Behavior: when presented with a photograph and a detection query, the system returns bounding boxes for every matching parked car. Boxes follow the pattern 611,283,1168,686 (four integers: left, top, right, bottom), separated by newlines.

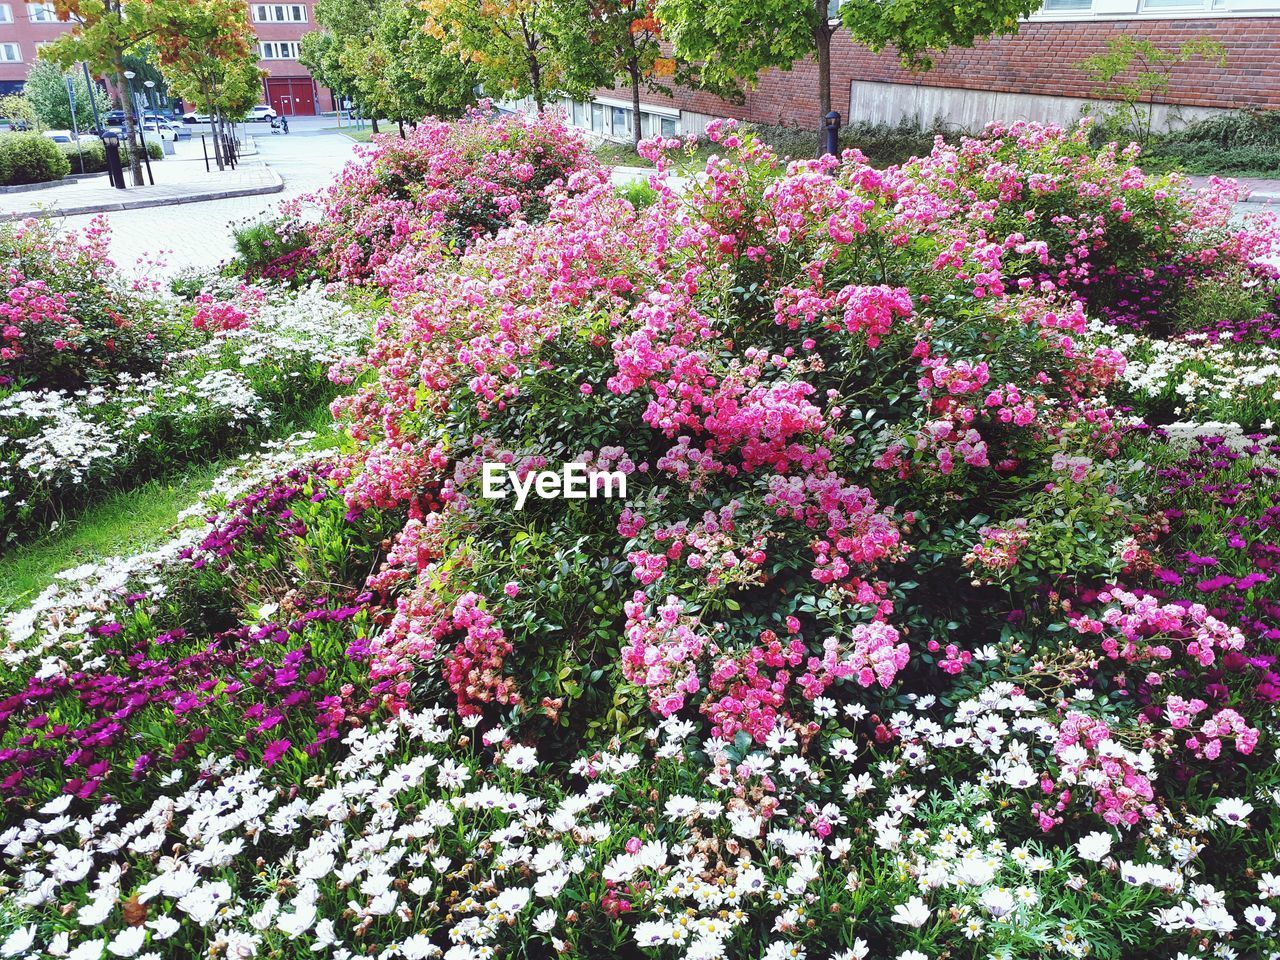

43,129,75,144
163,121,190,141
181,111,212,124
249,104,278,122
105,110,127,126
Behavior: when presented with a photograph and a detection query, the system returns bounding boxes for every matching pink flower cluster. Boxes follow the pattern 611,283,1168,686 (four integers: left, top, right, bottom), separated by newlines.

1069,589,1246,668
301,107,603,293
190,285,265,332
1164,697,1260,760
1038,711,1157,829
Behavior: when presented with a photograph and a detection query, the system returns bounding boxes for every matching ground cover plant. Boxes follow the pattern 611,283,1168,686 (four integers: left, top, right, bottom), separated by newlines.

1,115,1280,960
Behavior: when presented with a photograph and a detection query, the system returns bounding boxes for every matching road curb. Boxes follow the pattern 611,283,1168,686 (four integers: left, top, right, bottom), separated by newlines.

0,167,284,223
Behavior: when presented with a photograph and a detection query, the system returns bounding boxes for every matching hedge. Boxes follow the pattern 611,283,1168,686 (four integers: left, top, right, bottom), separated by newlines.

0,132,70,186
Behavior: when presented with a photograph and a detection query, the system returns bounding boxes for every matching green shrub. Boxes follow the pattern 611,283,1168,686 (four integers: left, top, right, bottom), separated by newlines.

59,139,107,174
614,178,658,209
0,132,70,185
751,116,952,166
1105,109,1280,178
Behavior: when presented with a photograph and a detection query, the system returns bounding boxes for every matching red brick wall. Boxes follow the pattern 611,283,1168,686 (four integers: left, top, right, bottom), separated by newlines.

653,18,1280,129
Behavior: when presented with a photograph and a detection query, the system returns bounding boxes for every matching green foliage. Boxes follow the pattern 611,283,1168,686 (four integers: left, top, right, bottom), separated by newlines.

0,93,37,130
553,0,673,146
364,0,478,122
614,178,659,209
655,0,825,103
758,116,950,165
59,139,108,174
839,0,1043,69
0,132,71,185
1138,109,1280,178
1079,36,1228,146
23,60,111,132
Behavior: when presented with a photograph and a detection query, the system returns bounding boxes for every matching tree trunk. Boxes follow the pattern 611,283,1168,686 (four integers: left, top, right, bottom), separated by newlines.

814,0,835,154
204,84,224,171
371,115,380,134
627,56,643,150
529,54,544,113
115,57,143,186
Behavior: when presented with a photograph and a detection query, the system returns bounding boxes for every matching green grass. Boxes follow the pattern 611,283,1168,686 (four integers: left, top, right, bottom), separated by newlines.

325,126,377,142
0,461,223,609
0,403,345,611
593,140,718,173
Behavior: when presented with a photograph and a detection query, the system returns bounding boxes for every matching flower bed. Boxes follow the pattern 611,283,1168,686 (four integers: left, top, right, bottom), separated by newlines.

2,117,1280,960
0,260,371,543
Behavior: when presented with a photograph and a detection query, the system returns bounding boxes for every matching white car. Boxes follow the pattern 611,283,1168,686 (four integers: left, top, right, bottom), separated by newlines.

181,111,212,124
249,105,278,122
43,129,75,144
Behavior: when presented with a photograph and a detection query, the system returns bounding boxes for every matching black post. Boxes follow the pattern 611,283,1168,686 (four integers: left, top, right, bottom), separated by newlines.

82,63,102,135
103,135,126,189
201,134,210,172
822,111,841,158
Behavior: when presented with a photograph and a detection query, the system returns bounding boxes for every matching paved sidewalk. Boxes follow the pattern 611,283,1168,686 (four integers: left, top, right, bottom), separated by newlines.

0,139,282,222
55,130,358,276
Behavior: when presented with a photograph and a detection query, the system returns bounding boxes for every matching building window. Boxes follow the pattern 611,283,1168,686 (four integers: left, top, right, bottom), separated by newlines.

1041,0,1090,9
0,42,21,62
572,101,586,128
1141,0,1203,6
0,5,12,24
611,106,631,135
660,116,677,137
26,2,57,22
252,3,307,22
259,41,302,60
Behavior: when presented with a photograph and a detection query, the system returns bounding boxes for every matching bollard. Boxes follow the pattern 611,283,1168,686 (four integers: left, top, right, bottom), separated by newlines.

822,111,841,159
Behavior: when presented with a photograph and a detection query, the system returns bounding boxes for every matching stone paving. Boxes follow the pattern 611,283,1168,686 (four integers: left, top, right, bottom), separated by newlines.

52,126,359,276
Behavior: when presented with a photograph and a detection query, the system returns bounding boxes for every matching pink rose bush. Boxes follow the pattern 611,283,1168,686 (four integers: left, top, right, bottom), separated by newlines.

297,106,603,292
2,116,1280,960
0,217,167,390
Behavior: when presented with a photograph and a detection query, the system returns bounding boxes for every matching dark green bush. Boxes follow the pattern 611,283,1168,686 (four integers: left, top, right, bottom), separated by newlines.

60,139,107,174
0,132,70,185
1099,109,1280,178
752,117,951,167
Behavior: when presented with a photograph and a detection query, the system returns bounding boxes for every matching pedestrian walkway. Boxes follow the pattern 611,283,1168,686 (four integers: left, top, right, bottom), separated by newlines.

54,130,359,276
0,138,283,222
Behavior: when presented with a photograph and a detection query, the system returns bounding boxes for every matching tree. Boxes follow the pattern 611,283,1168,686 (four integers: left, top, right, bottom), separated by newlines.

555,0,675,148
299,0,381,132
302,0,477,131
23,60,110,132
365,0,477,125
1078,36,1227,146
0,94,36,130
151,0,260,170
43,0,158,185
656,0,1045,146
420,0,567,113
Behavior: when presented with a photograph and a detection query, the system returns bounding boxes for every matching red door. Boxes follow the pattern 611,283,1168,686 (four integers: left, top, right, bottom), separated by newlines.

266,78,317,116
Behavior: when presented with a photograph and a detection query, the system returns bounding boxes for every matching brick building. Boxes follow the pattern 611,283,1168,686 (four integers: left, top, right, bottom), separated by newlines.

552,0,1280,142
0,0,334,116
